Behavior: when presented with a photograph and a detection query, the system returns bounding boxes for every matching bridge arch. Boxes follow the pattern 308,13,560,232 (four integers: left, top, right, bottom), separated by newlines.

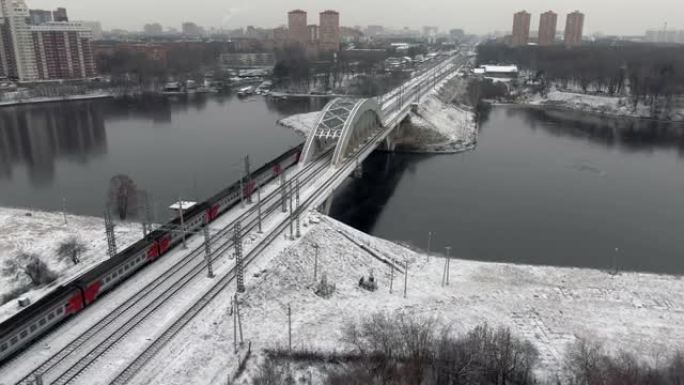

300,97,383,167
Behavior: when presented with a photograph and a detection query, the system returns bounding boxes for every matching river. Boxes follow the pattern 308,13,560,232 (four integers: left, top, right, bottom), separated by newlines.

2,97,683,274
0,94,325,219
329,106,684,274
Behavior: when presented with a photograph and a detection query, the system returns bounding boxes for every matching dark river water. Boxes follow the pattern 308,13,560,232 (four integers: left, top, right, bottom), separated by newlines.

2,96,684,274
0,94,324,218
330,107,684,274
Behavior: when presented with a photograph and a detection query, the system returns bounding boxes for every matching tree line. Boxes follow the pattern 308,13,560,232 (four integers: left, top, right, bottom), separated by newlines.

477,43,684,111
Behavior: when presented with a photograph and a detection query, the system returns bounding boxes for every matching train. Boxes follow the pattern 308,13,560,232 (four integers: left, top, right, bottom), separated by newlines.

0,145,302,364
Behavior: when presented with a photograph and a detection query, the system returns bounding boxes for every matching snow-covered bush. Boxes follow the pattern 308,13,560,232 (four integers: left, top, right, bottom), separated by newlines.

358,271,378,292
57,237,87,265
2,252,58,286
314,273,335,299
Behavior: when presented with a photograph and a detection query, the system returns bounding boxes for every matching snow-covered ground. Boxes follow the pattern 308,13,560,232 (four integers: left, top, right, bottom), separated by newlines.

277,111,322,137
0,92,113,107
129,214,684,384
0,207,141,322
407,76,478,153
525,89,684,121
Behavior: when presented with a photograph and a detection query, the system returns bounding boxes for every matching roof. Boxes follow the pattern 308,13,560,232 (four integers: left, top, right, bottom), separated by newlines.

168,201,198,210
320,10,339,15
480,65,519,73
288,9,306,14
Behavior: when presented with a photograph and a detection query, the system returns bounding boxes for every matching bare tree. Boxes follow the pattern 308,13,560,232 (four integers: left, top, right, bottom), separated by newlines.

107,174,138,220
57,237,87,265
2,252,58,286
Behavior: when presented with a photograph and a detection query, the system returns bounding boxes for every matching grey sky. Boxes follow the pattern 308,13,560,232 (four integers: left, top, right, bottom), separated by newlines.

28,0,684,35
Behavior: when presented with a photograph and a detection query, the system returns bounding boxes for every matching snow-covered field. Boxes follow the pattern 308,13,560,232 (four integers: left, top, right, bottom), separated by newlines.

277,111,322,137
409,79,478,153
132,215,684,384
525,89,684,121
0,92,113,107
0,207,141,322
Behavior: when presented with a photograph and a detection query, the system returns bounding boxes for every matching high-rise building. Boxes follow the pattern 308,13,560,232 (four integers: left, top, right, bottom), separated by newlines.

31,22,96,79
182,22,203,37
422,26,438,37
52,7,67,22
0,0,39,80
511,10,531,47
319,10,340,51
538,11,557,46
287,9,307,45
1,0,95,81
307,24,319,43
272,26,288,44
77,21,102,40
144,23,163,35
564,11,585,46
29,9,52,24
365,25,384,37
449,29,465,40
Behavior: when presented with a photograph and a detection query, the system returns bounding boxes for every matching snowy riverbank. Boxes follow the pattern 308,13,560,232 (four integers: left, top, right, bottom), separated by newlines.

135,214,684,384
523,89,684,121
0,92,113,107
0,207,141,322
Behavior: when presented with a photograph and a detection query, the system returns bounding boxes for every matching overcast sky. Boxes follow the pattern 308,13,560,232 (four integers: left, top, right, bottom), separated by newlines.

27,0,684,35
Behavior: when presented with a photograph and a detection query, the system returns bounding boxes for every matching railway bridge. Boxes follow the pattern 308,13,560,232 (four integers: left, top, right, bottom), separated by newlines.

0,52,465,385
295,53,461,211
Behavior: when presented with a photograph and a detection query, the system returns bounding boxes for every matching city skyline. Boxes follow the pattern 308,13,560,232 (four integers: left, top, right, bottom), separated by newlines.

22,0,684,35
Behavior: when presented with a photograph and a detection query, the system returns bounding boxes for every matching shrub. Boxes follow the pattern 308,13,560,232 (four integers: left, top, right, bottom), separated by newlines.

57,237,87,265
2,252,58,286
359,271,378,292
315,273,336,299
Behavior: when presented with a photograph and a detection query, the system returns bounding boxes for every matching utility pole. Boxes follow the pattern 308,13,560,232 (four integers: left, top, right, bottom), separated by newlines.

257,187,263,234
233,299,238,354
427,231,433,255
389,264,394,294
178,198,187,249
244,155,253,204
62,197,68,225
280,171,287,213
403,260,408,299
399,85,403,110
296,178,301,238
239,177,245,208
203,216,214,278
447,249,451,285
289,186,294,241
104,209,117,258
144,191,153,233
288,304,292,353
313,244,319,282
444,246,451,286
234,221,245,292
235,294,244,344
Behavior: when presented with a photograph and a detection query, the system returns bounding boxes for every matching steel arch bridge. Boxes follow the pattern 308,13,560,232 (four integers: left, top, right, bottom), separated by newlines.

300,97,384,167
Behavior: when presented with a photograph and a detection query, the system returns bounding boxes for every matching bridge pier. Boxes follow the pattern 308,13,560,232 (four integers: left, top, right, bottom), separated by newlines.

352,161,363,179
318,196,334,216
382,137,396,152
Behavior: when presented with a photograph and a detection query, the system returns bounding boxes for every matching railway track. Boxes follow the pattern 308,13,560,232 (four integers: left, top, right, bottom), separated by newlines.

14,151,332,385
109,109,415,385
15,54,462,385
